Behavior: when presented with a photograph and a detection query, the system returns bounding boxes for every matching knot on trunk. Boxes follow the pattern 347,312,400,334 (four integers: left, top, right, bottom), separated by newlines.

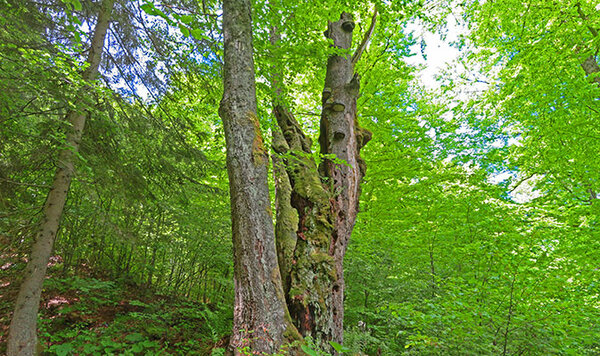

342,20,355,32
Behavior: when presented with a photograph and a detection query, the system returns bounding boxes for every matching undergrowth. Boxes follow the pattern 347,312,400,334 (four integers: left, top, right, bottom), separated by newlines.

1,261,232,355
1,259,377,355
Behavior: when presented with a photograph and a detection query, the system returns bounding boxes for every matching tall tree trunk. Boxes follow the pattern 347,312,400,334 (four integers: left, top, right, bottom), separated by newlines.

270,12,374,349
273,101,336,344
7,1,115,354
269,18,338,345
319,13,372,344
269,23,334,345
219,0,297,353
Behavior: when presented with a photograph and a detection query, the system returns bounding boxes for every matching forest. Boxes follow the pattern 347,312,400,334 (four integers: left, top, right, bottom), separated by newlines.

1,0,599,355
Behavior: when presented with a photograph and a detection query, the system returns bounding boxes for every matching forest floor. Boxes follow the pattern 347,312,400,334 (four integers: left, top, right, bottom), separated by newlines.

0,251,231,355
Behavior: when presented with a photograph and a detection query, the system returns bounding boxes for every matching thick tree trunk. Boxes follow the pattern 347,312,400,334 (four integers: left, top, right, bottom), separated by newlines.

273,103,337,345
269,23,336,347
318,12,372,345
270,12,372,350
219,0,296,353
7,1,115,355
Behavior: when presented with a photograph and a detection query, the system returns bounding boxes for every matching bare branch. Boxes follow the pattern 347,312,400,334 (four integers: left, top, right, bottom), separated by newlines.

352,8,378,66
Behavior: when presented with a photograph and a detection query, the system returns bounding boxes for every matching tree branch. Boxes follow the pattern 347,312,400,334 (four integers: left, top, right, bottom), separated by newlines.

509,173,536,193
352,8,378,66
576,2,598,38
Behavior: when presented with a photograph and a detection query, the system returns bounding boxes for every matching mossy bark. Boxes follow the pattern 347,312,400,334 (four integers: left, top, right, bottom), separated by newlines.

270,12,372,351
220,0,294,354
273,104,337,345
7,1,115,355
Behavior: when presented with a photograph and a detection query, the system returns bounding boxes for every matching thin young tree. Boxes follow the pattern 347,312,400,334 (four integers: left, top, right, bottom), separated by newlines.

7,0,115,354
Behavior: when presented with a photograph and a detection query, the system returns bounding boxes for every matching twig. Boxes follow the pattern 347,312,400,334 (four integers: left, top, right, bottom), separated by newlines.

509,173,535,193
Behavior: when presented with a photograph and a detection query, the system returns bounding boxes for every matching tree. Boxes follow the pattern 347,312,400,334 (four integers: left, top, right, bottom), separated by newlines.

220,0,374,352
270,11,374,347
219,0,292,353
7,0,115,354
3,0,600,354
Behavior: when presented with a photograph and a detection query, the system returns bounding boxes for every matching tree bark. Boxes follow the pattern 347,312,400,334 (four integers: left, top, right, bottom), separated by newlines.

319,12,372,345
576,3,599,85
273,102,337,345
219,0,295,353
582,55,600,86
7,1,115,355
270,12,373,350
269,22,336,347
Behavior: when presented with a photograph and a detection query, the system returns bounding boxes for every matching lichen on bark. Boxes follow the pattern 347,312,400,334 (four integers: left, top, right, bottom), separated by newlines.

272,103,337,344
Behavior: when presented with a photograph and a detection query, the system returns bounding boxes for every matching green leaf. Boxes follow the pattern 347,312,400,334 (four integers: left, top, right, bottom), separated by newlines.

125,332,145,342
329,341,351,353
131,344,144,353
140,3,154,15
191,29,205,41
83,344,100,354
129,299,148,307
61,0,81,11
180,15,193,24
179,24,190,37
52,343,74,356
300,344,319,356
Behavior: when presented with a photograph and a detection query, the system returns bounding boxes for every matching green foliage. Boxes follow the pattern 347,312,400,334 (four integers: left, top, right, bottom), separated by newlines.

329,341,352,353
2,0,600,354
233,335,347,356
342,0,600,354
33,273,229,355
211,348,226,356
